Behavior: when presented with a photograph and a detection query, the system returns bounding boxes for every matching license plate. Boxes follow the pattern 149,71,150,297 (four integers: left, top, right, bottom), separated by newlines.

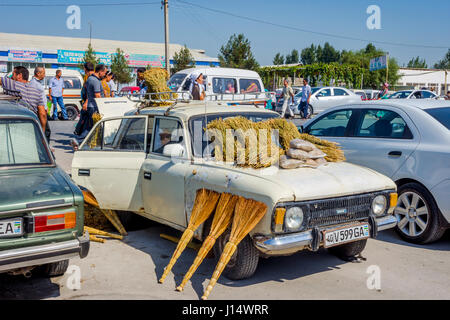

0,218,23,237
323,223,369,248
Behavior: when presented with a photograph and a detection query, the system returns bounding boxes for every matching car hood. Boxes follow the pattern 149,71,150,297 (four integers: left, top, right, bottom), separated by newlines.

219,161,396,202
0,167,75,213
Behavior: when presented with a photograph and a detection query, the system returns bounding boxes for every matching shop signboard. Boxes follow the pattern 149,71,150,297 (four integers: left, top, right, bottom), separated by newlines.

8,50,42,62
124,53,165,68
58,50,111,65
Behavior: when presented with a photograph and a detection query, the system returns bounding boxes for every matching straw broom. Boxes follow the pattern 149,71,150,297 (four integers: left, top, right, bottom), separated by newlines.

84,226,124,240
159,189,220,284
176,193,239,292
201,197,267,300
82,190,128,236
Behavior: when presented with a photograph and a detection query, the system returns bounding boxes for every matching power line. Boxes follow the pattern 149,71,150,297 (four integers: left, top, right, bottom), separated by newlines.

0,2,160,7
177,0,449,50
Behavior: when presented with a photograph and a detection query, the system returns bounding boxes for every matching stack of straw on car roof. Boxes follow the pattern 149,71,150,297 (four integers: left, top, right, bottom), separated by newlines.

206,117,345,168
142,68,177,106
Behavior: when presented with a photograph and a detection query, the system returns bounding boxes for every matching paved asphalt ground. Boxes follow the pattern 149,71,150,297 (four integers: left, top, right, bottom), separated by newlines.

1,119,449,300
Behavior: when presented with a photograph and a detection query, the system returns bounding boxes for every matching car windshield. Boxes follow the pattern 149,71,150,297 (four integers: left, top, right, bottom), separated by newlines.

388,91,412,99
167,73,187,91
0,119,52,167
189,112,280,158
425,107,450,130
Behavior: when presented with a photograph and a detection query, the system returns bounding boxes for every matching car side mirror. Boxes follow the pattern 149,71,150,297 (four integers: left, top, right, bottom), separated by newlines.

163,143,185,158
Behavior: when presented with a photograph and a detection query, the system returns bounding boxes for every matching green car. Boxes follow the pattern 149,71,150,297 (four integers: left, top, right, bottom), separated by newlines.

0,96,89,277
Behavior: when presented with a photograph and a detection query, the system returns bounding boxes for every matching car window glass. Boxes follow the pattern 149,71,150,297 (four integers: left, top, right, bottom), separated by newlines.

421,91,434,98
153,118,184,155
146,117,154,152
425,107,450,130
317,88,332,97
334,88,349,96
355,109,410,139
239,79,261,93
63,77,82,90
0,119,51,166
167,73,187,91
212,78,237,94
82,117,147,151
307,110,353,137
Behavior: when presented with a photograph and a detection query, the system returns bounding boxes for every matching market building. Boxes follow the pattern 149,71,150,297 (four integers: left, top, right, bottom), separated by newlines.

0,32,219,76
397,68,449,95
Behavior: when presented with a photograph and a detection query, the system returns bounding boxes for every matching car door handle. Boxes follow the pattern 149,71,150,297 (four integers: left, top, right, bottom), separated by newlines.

144,172,152,180
388,151,402,157
78,169,90,176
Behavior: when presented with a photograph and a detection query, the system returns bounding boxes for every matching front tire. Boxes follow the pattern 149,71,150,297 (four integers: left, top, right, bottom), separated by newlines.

328,239,367,259
213,229,259,280
300,105,314,118
394,183,445,244
65,105,79,120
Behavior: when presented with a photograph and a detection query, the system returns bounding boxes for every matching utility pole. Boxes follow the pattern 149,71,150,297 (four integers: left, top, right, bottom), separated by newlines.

88,21,92,45
163,0,170,74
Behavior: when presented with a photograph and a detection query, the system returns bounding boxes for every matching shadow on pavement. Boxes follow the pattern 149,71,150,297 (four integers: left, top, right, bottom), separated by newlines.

375,228,450,251
123,221,349,299
0,272,61,300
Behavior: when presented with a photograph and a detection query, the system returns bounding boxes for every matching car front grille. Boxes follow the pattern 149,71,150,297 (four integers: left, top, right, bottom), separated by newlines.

305,193,374,228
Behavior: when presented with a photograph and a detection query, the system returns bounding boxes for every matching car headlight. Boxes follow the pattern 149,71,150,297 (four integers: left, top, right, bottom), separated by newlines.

372,195,387,216
285,207,304,230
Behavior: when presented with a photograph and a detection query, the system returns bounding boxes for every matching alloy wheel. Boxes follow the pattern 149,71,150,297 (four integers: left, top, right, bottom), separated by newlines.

394,191,429,237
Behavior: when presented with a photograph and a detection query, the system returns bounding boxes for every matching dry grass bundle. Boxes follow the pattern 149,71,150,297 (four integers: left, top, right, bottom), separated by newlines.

82,190,127,236
142,68,177,106
176,193,239,292
84,226,123,240
159,189,220,284
206,117,345,167
92,112,102,124
299,133,345,162
202,197,267,300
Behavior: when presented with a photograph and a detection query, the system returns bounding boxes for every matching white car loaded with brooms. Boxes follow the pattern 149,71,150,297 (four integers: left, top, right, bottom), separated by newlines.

72,68,398,299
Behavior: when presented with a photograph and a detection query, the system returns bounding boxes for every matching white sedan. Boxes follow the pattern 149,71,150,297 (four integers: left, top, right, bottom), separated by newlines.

301,100,450,244
388,89,438,100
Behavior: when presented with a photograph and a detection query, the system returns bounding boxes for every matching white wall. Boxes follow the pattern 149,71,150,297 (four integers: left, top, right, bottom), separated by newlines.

398,68,449,95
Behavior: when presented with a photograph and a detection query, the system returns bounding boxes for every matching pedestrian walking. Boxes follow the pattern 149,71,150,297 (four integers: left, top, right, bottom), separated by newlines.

0,66,47,132
76,64,107,140
189,72,205,100
29,66,51,142
137,67,147,95
299,78,312,119
49,70,68,120
101,71,112,97
280,79,295,119
107,72,117,97
74,62,95,137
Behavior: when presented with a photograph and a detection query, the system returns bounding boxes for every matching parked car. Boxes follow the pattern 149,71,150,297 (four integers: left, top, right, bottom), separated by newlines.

301,100,450,244
119,86,140,96
352,90,368,101
364,89,381,100
168,67,264,96
276,87,361,117
0,96,89,276
387,90,438,100
71,98,397,281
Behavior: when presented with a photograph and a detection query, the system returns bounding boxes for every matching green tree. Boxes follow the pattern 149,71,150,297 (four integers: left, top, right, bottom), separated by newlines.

316,45,323,63
407,56,428,69
321,42,340,63
273,53,285,65
301,45,317,65
79,43,100,71
110,48,132,84
218,34,259,70
172,45,196,74
434,49,450,69
285,49,299,64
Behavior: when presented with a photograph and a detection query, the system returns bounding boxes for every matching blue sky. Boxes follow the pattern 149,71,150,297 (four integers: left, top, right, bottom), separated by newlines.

1,0,449,66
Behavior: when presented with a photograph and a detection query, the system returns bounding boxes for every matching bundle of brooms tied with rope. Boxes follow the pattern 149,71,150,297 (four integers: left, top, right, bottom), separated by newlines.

206,117,345,168
158,188,268,300
142,68,178,107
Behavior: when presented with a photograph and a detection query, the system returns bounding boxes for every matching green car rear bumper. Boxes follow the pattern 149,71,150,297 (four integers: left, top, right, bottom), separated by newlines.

0,231,89,273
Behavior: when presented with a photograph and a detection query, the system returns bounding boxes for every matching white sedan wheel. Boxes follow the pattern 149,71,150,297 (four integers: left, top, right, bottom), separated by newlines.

394,191,429,237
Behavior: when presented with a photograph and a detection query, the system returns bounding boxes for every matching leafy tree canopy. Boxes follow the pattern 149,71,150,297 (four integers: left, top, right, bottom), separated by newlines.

172,45,196,74
111,48,132,84
434,49,450,69
407,56,428,69
273,53,285,65
218,34,259,71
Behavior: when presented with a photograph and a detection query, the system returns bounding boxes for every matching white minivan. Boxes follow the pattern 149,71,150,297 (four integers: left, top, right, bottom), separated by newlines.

168,67,265,97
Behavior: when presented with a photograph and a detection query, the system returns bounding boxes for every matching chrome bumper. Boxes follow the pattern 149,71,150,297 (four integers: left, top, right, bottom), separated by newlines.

0,231,90,272
254,215,397,255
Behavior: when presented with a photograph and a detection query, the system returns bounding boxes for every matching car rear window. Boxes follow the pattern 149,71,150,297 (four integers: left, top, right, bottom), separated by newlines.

0,119,52,167
425,107,450,130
